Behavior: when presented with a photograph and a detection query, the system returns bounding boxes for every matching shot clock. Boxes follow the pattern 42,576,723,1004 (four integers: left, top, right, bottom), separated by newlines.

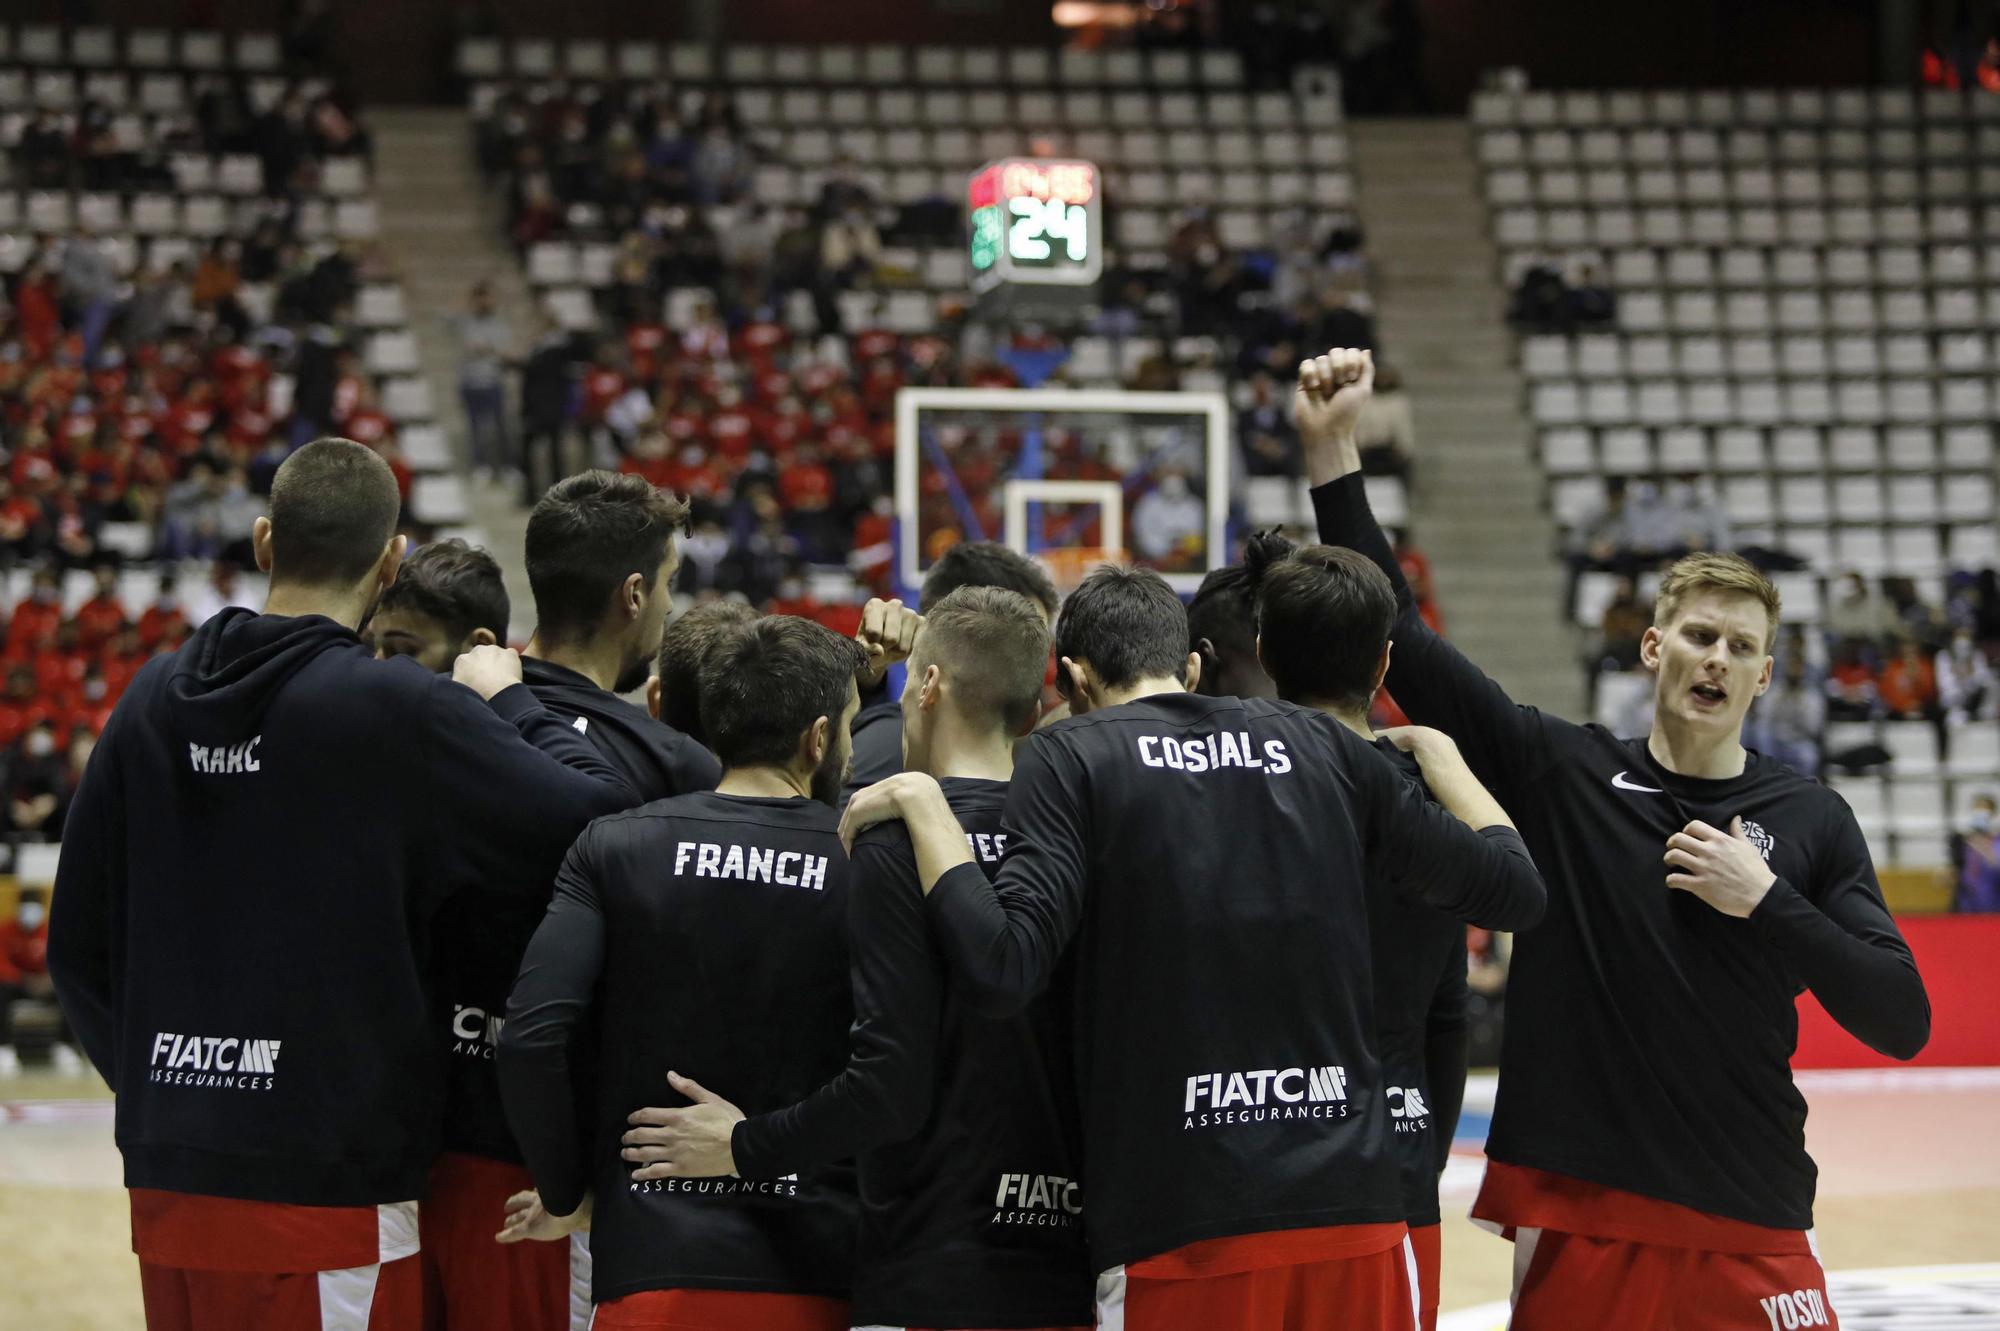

968,158,1104,315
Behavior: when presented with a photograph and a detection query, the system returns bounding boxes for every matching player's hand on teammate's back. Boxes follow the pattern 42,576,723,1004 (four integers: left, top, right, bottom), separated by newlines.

1663,817,1778,918
837,771,943,852
1378,725,1459,762
623,1071,745,1180
856,597,924,689
453,643,525,701
495,1188,590,1244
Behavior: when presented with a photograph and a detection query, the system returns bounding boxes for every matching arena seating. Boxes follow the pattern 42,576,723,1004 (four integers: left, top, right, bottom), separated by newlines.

1474,85,2000,869
462,37,1392,604
466,38,1349,327
0,22,449,804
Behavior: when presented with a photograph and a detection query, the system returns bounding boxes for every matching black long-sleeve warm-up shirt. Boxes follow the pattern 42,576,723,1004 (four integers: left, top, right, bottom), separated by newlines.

1312,473,1929,1230
918,692,1545,1269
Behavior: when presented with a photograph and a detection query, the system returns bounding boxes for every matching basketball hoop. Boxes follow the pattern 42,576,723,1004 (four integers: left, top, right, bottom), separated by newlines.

1038,545,1126,597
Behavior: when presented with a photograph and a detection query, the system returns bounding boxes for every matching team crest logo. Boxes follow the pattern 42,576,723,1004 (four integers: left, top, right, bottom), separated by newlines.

1740,819,1775,862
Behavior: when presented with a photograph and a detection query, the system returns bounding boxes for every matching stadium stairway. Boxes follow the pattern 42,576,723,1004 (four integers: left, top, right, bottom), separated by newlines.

1349,118,1586,719
371,108,533,638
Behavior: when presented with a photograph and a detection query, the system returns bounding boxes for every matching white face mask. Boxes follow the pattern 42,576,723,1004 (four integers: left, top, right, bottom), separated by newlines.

1972,810,1996,835
17,902,45,931
25,731,54,758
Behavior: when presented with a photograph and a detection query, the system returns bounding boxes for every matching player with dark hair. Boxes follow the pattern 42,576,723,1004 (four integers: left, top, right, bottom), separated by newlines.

523,469,690,699
47,439,631,1331
651,600,760,750
424,471,719,1331
844,541,1060,796
1298,348,1929,1330
615,586,1094,1331
1187,551,1278,702
497,616,867,1331
842,564,1546,1330
1247,532,1473,1331
368,538,510,672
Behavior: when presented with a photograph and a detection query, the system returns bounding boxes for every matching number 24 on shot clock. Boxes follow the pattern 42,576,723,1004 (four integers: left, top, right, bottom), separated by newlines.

968,159,1104,295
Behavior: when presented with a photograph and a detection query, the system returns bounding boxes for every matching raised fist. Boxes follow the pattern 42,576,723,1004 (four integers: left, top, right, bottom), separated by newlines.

1294,347,1375,446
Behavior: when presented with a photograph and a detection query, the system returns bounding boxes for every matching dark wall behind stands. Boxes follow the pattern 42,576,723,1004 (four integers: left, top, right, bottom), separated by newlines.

1418,0,1879,105
73,0,1877,107
77,0,1055,104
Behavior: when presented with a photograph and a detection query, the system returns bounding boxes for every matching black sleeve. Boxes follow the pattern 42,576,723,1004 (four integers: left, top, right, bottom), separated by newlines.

1311,474,1561,789
925,738,1091,1018
1748,801,1930,1060
1353,734,1547,931
731,828,942,1177
840,698,905,805
497,832,608,1217
424,678,636,903
46,708,125,1089
1423,931,1471,1177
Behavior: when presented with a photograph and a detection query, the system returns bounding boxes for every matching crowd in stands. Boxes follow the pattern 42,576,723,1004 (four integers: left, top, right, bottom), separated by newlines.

466,80,1410,600
1507,258,1617,335
0,77,417,851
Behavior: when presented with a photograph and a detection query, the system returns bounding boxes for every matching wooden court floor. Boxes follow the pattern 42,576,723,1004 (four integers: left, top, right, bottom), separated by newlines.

3,1067,1997,1330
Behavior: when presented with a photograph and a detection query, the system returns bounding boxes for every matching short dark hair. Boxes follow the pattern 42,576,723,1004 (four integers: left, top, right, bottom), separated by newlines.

1188,530,1294,680
1255,544,1397,710
1055,564,1188,692
525,469,691,642
376,539,510,646
913,586,1051,735
699,616,866,768
920,541,1059,617
656,600,760,745
266,438,402,587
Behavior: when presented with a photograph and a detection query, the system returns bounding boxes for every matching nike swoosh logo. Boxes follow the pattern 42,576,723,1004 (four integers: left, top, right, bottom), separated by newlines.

1611,771,1665,794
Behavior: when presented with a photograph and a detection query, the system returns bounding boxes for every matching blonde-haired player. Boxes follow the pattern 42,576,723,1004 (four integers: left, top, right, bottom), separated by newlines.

1296,348,1929,1331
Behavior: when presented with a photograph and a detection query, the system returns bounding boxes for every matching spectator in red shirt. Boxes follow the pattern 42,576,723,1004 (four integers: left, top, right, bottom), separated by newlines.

0,666,47,750
73,562,127,654
0,480,43,556
15,261,62,359
35,622,87,716
0,887,79,1076
1393,528,1447,635
1878,638,1941,721
619,428,679,492
9,569,63,653
101,625,148,696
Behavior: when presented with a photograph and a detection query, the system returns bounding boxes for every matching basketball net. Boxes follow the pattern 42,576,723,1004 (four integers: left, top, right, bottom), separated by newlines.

1038,546,1126,597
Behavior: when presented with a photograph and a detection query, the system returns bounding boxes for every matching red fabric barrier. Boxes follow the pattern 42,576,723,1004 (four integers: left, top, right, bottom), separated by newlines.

1793,914,2000,1068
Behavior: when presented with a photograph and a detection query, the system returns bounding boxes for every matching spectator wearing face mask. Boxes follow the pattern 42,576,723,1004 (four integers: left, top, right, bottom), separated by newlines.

0,889,79,1076
1956,795,2000,914
8,722,66,841
1936,631,1996,728
1131,469,1207,569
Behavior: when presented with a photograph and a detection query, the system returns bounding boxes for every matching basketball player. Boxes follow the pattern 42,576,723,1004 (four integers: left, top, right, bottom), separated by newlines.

618,587,1094,1331
1187,556,1278,703
367,539,509,672
841,565,1546,1331
423,472,720,1331
47,439,632,1331
1298,348,1930,1330
497,616,865,1331
844,542,1059,797
652,601,759,749
1244,531,1473,1331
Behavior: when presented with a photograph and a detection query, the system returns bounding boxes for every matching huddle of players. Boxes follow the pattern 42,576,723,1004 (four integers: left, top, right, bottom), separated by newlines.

46,343,1928,1331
